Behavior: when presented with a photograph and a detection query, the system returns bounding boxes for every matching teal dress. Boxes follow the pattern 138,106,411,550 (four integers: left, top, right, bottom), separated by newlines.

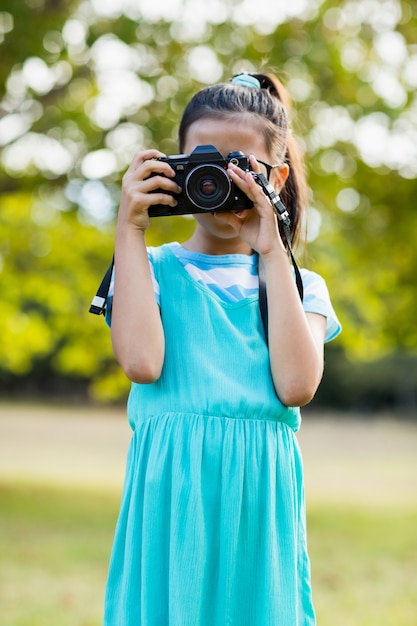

104,244,324,625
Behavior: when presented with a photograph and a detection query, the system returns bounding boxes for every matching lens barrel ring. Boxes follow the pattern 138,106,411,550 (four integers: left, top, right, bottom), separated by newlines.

184,163,232,211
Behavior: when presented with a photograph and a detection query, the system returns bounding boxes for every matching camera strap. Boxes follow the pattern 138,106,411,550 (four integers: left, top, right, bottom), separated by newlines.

254,172,303,344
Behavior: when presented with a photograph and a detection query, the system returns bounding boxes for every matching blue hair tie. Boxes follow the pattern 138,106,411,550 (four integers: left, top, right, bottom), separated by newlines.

231,73,261,89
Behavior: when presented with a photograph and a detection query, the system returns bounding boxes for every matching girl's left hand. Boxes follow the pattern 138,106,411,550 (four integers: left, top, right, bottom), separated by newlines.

213,155,287,256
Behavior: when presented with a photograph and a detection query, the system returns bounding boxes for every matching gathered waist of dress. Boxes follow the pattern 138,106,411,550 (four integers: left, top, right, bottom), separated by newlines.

126,407,301,432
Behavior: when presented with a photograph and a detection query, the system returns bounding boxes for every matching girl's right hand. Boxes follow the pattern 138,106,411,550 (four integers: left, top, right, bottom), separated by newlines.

118,149,182,231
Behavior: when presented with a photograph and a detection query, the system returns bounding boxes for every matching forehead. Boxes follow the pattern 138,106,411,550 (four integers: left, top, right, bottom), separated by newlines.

183,115,270,159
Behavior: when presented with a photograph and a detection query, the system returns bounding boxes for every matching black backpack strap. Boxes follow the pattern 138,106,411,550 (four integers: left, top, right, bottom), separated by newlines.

258,257,269,343
89,257,114,315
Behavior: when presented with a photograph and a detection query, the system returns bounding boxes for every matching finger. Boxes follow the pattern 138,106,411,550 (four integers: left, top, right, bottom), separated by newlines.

139,175,181,195
147,192,179,207
127,185,178,209
127,149,172,179
129,149,166,169
146,159,178,178
228,165,265,204
125,157,178,187
248,154,261,173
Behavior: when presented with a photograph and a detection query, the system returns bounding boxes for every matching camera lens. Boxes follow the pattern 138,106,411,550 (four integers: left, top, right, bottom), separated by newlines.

199,176,218,197
185,164,232,211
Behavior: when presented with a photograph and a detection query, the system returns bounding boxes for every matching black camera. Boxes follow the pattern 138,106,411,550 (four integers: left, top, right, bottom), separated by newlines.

148,144,253,217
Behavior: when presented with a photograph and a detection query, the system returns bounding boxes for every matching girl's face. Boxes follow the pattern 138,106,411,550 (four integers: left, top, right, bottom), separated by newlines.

182,116,286,251
182,116,275,181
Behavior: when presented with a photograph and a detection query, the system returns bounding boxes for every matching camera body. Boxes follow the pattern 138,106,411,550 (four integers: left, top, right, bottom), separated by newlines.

148,144,253,217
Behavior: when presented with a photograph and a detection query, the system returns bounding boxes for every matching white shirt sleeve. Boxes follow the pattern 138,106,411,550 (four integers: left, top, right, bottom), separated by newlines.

105,250,160,327
300,269,342,343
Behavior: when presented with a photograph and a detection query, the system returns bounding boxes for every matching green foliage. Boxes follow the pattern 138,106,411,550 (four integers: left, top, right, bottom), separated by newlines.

0,0,416,399
313,346,417,411
0,191,117,396
0,190,195,400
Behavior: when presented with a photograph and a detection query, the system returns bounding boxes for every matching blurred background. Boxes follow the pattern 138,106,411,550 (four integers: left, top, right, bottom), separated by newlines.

0,0,416,625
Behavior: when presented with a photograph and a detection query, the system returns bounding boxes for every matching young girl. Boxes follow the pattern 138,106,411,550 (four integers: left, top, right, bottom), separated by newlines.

104,72,341,625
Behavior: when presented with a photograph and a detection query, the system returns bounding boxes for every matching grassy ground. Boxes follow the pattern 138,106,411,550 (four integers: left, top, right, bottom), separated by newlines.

0,482,118,626
308,506,417,626
1,482,416,626
1,405,417,625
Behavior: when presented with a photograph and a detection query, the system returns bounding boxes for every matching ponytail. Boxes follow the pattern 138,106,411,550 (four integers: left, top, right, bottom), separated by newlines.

252,73,308,247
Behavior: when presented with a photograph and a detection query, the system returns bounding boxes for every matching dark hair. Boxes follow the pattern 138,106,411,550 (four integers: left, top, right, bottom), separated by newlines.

178,73,307,246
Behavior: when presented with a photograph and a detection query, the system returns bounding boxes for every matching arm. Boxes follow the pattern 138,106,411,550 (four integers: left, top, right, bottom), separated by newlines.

111,150,181,383
217,158,326,406
260,247,326,406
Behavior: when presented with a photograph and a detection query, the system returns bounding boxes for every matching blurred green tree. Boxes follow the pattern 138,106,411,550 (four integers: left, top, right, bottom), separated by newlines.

0,0,416,402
